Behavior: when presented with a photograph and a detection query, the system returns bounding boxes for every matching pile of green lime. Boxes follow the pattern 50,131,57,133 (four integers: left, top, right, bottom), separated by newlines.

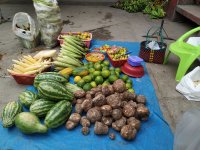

76,60,134,92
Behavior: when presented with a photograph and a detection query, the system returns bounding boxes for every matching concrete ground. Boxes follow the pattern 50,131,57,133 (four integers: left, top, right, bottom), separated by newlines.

0,4,199,131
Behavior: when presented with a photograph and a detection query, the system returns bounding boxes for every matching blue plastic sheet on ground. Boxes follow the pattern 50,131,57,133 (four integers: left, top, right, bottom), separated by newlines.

0,40,174,150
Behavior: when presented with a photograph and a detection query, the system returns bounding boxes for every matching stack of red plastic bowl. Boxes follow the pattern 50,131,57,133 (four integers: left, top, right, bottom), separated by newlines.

121,56,144,78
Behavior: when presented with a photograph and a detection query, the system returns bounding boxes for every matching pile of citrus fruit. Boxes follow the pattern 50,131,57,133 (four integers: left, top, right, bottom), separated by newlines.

73,60,134,92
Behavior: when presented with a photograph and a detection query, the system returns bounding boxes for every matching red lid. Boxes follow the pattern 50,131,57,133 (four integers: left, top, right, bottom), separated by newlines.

121,62,144,78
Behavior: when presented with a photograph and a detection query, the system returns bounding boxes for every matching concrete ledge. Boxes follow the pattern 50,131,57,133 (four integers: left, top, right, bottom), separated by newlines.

0,0,117,5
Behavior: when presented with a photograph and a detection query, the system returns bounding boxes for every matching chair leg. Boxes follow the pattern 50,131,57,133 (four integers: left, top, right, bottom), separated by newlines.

163,51,171,64
175,56,197,81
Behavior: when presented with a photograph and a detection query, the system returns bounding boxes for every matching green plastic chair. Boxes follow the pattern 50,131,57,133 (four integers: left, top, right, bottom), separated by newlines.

164,26,200,82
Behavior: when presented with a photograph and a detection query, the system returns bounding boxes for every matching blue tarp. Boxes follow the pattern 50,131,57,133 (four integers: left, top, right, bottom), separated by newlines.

0,40,174,150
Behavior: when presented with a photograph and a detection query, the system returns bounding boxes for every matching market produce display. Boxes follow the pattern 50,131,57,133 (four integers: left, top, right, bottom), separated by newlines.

54,35,88,70
2,21,152,142
66,79,150,140
0,72,74,134
93,44,111,53
62,32,91,41
72,60,134,92
107,46,129,61
7,55,51,75
85,52,105,62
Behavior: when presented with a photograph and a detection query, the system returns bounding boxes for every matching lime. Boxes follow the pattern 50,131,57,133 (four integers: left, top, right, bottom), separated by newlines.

102,66,109,70
102,80,110,86
89,68,95,73
77,79,85,88
103,60,110,66
83,62,88,66
128,89,135,93
115,71,120,78
101,64,105,68
89,74,95,80
121,75,129,82
115,68,121,73
83,75,92,83
83,83,92,91
98,60,103,64
108,75,118,84
93,71,101,78
126,79,133,85
101,70,111,78
109,67,115,71
126,83,132,89
88,62,94,65
74,76,81,83
95,76,104,85
90,81,97,88
89,64,94,69
94,63,102,71
110,70,116,75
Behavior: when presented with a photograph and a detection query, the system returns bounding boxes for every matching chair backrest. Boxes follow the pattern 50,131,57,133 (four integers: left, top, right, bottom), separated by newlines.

177,26,200,52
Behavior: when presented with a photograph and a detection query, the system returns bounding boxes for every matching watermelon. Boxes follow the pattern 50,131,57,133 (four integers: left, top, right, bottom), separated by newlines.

37,81,74,101
30,99,56,117
1,101,22,128
44,100,72,128
19,90,37,107
34,72,68,87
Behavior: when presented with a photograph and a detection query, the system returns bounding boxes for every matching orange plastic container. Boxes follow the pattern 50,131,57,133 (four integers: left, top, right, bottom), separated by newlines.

58,32,92,48
86,52,105,63
10,67,51,85
107,53,127,67
11,73,36,85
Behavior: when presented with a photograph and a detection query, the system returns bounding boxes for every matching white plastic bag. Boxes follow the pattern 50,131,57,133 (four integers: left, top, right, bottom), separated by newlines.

33,0,63,48
176,66,200,101
174,109,200,150
12,12,40,48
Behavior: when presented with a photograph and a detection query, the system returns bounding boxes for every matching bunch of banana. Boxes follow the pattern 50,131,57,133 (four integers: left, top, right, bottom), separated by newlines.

7,55,51,75
54,35,89,71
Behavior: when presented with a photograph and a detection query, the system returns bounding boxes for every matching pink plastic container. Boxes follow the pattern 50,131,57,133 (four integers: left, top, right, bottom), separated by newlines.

58,32,92,48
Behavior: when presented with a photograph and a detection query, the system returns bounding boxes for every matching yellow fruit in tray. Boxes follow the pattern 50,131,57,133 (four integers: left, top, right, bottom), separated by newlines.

59,68,73,76
74,76,82,83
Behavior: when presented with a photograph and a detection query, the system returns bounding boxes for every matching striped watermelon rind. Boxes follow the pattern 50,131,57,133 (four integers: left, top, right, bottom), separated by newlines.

19,90,37,107
34,72,68,87
44,100,72,128
1,101,22,128
30,99,56,117
37,81,74,101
